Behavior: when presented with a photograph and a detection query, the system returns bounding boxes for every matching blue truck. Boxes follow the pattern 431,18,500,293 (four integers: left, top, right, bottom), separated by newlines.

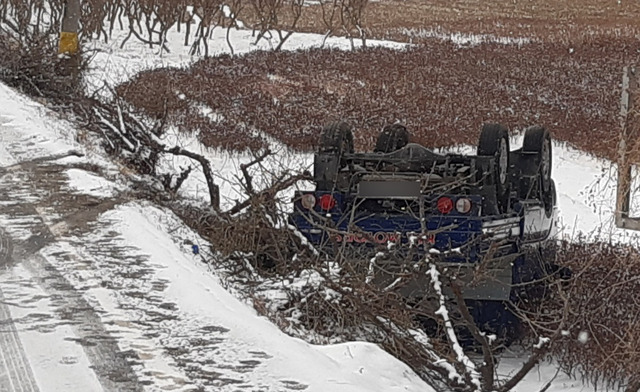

289,121,558,336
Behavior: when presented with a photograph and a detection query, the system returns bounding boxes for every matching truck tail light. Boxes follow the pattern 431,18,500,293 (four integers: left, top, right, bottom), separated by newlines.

300,194,316,209
455,197,472,214
437,197,454,214
319,194,337,211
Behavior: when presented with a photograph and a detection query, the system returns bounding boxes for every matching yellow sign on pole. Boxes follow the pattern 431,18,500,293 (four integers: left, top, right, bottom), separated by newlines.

58,0,80,55
58,31,79,55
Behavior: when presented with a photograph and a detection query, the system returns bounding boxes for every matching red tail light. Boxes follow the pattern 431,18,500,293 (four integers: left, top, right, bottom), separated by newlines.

319,194,337,211
437,197,454,214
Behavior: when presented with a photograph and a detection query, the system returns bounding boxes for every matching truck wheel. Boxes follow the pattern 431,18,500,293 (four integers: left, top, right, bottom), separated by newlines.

543,179,556,217
522,126,552,194
374,124,410,153
316,121,353,191
319,121,354,155
477,123,510,211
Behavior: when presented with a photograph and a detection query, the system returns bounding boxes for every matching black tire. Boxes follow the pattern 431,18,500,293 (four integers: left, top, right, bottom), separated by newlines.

319,121,354,155
374,124,410,153
477,123,511,210
543,178,556,217
522,126,552,194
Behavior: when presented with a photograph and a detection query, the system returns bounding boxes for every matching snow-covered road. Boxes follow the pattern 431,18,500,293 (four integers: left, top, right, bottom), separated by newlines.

0,276,39,392
0,94,142,391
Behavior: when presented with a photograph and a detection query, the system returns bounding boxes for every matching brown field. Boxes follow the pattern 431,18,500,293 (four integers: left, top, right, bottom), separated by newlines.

114,0,640,159
118,37,638,159
261,0,640,43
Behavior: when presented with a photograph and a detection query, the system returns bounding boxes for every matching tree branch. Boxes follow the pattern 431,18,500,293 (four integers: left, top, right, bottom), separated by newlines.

227,172,309,216
164,146,220,211
240,149,272,195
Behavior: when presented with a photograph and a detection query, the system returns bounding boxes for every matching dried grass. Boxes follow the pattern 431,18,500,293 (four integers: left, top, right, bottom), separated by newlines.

118,39,637,159
543,241,640,389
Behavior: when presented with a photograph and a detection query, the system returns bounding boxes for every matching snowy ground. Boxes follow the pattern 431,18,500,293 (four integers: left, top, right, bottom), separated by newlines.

0,22,635,392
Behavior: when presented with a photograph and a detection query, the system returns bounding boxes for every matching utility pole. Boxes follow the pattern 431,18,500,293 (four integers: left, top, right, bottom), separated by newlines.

616,66,640,230
58,0,81,55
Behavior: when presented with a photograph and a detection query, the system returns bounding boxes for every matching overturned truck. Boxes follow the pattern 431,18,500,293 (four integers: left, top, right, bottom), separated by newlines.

290,121,559,336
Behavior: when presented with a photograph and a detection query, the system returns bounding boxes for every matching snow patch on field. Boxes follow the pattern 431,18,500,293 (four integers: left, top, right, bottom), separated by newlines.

398,27,532,46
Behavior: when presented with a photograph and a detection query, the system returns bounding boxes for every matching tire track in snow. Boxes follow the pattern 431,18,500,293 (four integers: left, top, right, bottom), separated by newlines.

0,227,13,267
0,230,39,392
12,240,143,392
0,163,143,392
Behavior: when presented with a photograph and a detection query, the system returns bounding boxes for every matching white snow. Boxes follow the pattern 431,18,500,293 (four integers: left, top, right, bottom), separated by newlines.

64,168,121,198
578,331,590,344
0,265,104,392
397,27,532,46
534,337,551,349
0,84,81,163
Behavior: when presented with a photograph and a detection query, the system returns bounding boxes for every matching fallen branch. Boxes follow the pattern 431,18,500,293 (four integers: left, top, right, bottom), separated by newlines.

240,149,272,195
165,146,221,211
227,172,310,216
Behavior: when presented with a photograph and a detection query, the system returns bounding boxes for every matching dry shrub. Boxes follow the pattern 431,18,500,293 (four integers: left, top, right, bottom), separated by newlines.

543,241,640,389
172,199,305,275
115,66,268,151
210,222,457,387
0,0,89,101
0,32,86,101
118,39,637,159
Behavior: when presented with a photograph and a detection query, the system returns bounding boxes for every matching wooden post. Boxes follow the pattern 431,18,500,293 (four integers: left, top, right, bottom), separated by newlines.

616,66,640,230
58,0,81,55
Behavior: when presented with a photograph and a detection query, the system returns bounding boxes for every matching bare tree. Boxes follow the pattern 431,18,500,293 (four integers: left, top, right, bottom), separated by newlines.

250,0,305,51
319,0,340,47
339,0,368,49
189,0,224,57
224,0,245,55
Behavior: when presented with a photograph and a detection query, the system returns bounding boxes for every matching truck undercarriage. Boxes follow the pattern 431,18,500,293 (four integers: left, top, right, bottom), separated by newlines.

289,121,558,338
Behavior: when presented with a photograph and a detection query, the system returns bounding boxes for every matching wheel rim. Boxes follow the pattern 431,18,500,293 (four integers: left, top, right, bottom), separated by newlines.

499,138,508,184
541,137,551,183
